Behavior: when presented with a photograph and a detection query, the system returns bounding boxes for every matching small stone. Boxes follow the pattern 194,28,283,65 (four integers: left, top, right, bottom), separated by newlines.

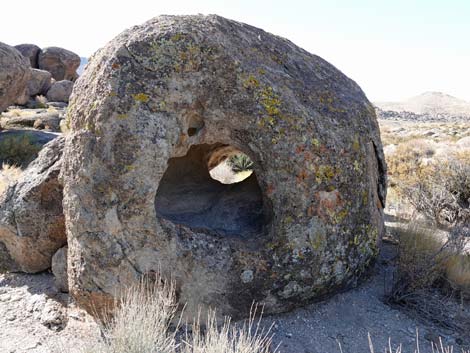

240,270,254,283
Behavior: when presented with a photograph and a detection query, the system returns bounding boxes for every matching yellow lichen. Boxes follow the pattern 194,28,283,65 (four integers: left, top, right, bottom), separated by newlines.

133,93,150,103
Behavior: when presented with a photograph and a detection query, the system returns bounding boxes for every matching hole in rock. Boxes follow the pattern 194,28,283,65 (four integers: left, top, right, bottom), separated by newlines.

155,144,266,237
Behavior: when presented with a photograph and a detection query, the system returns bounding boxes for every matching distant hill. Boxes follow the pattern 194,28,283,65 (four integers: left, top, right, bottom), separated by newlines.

375,92,470,118
77,57,88,75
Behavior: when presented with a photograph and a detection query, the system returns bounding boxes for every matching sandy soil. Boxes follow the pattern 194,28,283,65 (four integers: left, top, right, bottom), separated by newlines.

1,240,468,353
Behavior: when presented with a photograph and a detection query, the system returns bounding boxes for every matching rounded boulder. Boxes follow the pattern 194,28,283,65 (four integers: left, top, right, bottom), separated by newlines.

27,68,52,97
46,80,74,103
0,42,31,111
38,47,80,81
62,15,387,320
14,44,41,68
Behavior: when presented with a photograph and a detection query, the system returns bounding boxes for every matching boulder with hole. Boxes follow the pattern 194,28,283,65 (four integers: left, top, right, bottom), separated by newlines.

0,42,31,111
61,15,387,320
0,136,66,273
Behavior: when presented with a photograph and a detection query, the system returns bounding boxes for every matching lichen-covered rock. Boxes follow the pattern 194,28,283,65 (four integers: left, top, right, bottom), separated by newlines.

62,15,387,320
46,80,74,103
0,136,66,273
38,47,80,81
27,69,52,97
0,42,31,111
14,44,41,68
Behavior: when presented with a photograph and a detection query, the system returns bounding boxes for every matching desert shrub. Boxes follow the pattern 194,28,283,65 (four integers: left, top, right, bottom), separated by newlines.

77,277,178,353
0,134,42,167
387,222,469,332
35,95,48,109
74,276,275,353
403,157,470,226
386,139,436,185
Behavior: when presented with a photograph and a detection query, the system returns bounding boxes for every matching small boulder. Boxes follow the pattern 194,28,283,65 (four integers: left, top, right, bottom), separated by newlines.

52,246,68,292
14,44,41,68
46,80,74,103
0,42,31,111
38,47,80,81
27,69,52,97
0,136,66,273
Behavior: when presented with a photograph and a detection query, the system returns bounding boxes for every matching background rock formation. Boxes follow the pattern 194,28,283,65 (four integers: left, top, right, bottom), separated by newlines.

0,43,31,112
38,47,80,81
46,80,74,103
14,44,41,68
62,15,386,320
0,136,65,273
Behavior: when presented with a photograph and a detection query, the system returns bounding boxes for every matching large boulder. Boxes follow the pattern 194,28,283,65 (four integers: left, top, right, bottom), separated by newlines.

46,80,74,102
38,47,80,81
0,42,31,111
14,44,41,68
62,15,387,320
27,69,52,96
0,136,66,273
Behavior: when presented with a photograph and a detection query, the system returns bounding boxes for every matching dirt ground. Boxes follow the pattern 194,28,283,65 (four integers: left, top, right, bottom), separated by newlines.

1,237,468,353
1,116,469,353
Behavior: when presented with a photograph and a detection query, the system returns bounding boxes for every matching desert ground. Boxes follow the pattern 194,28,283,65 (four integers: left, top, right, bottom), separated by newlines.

1,108,469,353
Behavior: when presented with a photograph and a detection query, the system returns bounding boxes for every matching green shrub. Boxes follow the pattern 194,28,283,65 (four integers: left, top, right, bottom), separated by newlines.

0,134,42,167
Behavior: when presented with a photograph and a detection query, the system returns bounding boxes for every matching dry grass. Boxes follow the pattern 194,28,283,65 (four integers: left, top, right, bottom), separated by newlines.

78,277,178,353
183,307,275,353
445,253,470,297
71,276,275,353
0,163,22,194
387,222,469,334
362,331,469,353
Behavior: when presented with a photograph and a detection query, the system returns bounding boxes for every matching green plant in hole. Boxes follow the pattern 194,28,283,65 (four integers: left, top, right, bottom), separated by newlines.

229,153,254,173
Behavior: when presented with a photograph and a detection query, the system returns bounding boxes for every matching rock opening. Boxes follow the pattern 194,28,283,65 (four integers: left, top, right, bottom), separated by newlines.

155,144,265,237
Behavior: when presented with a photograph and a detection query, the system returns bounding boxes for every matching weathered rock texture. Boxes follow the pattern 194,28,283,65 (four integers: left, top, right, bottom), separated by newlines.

38,47,80,81
52,246,69,292
46,80,74,103
14,44,41,68
0,42,31,112
27,69,52,97
0,136,65,273
62,15,387,320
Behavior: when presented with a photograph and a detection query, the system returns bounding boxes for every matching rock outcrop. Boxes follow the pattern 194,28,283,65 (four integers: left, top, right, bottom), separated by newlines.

14,44,41,68
62,15,387,320
27,69,52,97
52,246,69,292
38,47,80,81
46,80,74,103
0,136,66,273
0,42,31,112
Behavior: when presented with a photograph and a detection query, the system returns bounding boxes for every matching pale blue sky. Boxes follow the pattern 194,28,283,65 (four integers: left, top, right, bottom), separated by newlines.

2,0,469,102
